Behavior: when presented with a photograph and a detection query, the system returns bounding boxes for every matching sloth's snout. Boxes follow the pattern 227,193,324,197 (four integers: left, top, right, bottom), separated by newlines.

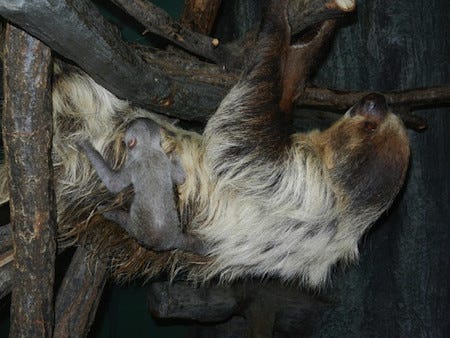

351,93,389,122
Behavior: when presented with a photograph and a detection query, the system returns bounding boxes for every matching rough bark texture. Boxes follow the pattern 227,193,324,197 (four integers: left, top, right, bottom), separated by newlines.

54,247,108,338
2,24,56,338
180,0,222,34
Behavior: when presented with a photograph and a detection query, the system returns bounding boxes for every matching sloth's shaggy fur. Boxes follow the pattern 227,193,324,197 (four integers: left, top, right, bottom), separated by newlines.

0,2,410,287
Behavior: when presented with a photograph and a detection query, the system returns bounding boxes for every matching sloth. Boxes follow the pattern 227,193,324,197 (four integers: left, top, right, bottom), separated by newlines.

0,0,409,287
77,118,204,254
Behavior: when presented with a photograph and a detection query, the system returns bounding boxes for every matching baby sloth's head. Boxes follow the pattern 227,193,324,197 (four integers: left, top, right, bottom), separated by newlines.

124,118,162,157
319,93,410,213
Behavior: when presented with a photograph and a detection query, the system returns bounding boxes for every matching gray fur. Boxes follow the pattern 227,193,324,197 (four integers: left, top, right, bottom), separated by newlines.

78,118,204,254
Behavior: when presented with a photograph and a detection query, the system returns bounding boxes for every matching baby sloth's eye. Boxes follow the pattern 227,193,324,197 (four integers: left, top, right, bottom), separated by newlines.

363,121,378,132
127,137,137,149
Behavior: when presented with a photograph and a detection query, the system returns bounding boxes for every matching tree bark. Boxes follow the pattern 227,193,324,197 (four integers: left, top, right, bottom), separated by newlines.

54,247,108,338
180,0,223,34
2,24,56,338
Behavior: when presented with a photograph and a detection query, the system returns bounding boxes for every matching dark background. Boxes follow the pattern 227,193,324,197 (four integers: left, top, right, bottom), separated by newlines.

1,0,449,337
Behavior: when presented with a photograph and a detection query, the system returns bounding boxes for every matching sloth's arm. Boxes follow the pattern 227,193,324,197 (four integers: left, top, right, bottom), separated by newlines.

78,141,131,193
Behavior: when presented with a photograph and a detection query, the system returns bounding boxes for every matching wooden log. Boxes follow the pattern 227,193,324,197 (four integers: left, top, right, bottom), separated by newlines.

54,246,108,338
2,24,56,338
148,281,238,322
147,280,327,336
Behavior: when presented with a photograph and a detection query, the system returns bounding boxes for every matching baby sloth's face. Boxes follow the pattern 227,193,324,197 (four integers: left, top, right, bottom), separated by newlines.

319,93,410,211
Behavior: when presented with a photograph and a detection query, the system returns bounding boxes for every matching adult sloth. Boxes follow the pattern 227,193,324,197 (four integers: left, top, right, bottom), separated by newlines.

0,0,409,287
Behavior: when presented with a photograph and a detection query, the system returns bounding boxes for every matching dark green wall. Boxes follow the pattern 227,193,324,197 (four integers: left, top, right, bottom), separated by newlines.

311,0,450,336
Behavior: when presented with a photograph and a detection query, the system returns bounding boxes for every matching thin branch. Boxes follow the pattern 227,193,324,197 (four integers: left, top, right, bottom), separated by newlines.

300,85,450,110
3,23,56,337
180,0,222,35
299,85,450,130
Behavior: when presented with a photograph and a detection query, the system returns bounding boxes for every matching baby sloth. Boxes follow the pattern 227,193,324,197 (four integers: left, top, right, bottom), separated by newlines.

78,118,204,254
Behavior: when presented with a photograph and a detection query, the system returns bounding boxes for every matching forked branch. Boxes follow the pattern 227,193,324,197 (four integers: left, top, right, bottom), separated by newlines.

111,0,355,68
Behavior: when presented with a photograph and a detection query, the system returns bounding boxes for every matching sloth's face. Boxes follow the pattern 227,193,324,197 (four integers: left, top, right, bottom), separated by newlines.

318,93,410,209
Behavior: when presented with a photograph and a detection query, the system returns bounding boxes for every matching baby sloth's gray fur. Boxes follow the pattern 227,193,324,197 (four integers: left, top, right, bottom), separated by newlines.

78,118,204,254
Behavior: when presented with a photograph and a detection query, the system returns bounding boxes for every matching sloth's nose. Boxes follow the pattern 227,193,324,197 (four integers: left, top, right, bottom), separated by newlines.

351,93,388,121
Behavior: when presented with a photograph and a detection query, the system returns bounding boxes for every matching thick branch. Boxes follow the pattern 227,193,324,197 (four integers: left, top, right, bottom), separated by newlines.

54,247,108,338
148,280,327,336
180,0,222,34
3,24,56,338
0,0,226,120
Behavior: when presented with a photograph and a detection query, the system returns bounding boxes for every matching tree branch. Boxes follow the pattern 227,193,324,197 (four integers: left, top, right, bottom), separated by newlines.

299,85,450,130
0,0,226,120
111,0,356,68
3,23,56,338
180,0,222,35
111,0,224,64
54,246,108,338
301,85,450,109
148,280,328,337
0,0,447,128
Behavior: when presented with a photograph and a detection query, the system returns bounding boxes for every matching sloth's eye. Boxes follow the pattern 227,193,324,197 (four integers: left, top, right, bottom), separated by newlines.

363,121,377,132
127,137,137,149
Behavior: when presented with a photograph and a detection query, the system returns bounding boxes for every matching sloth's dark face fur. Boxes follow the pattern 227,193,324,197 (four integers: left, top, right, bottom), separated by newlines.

313,93,410,211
